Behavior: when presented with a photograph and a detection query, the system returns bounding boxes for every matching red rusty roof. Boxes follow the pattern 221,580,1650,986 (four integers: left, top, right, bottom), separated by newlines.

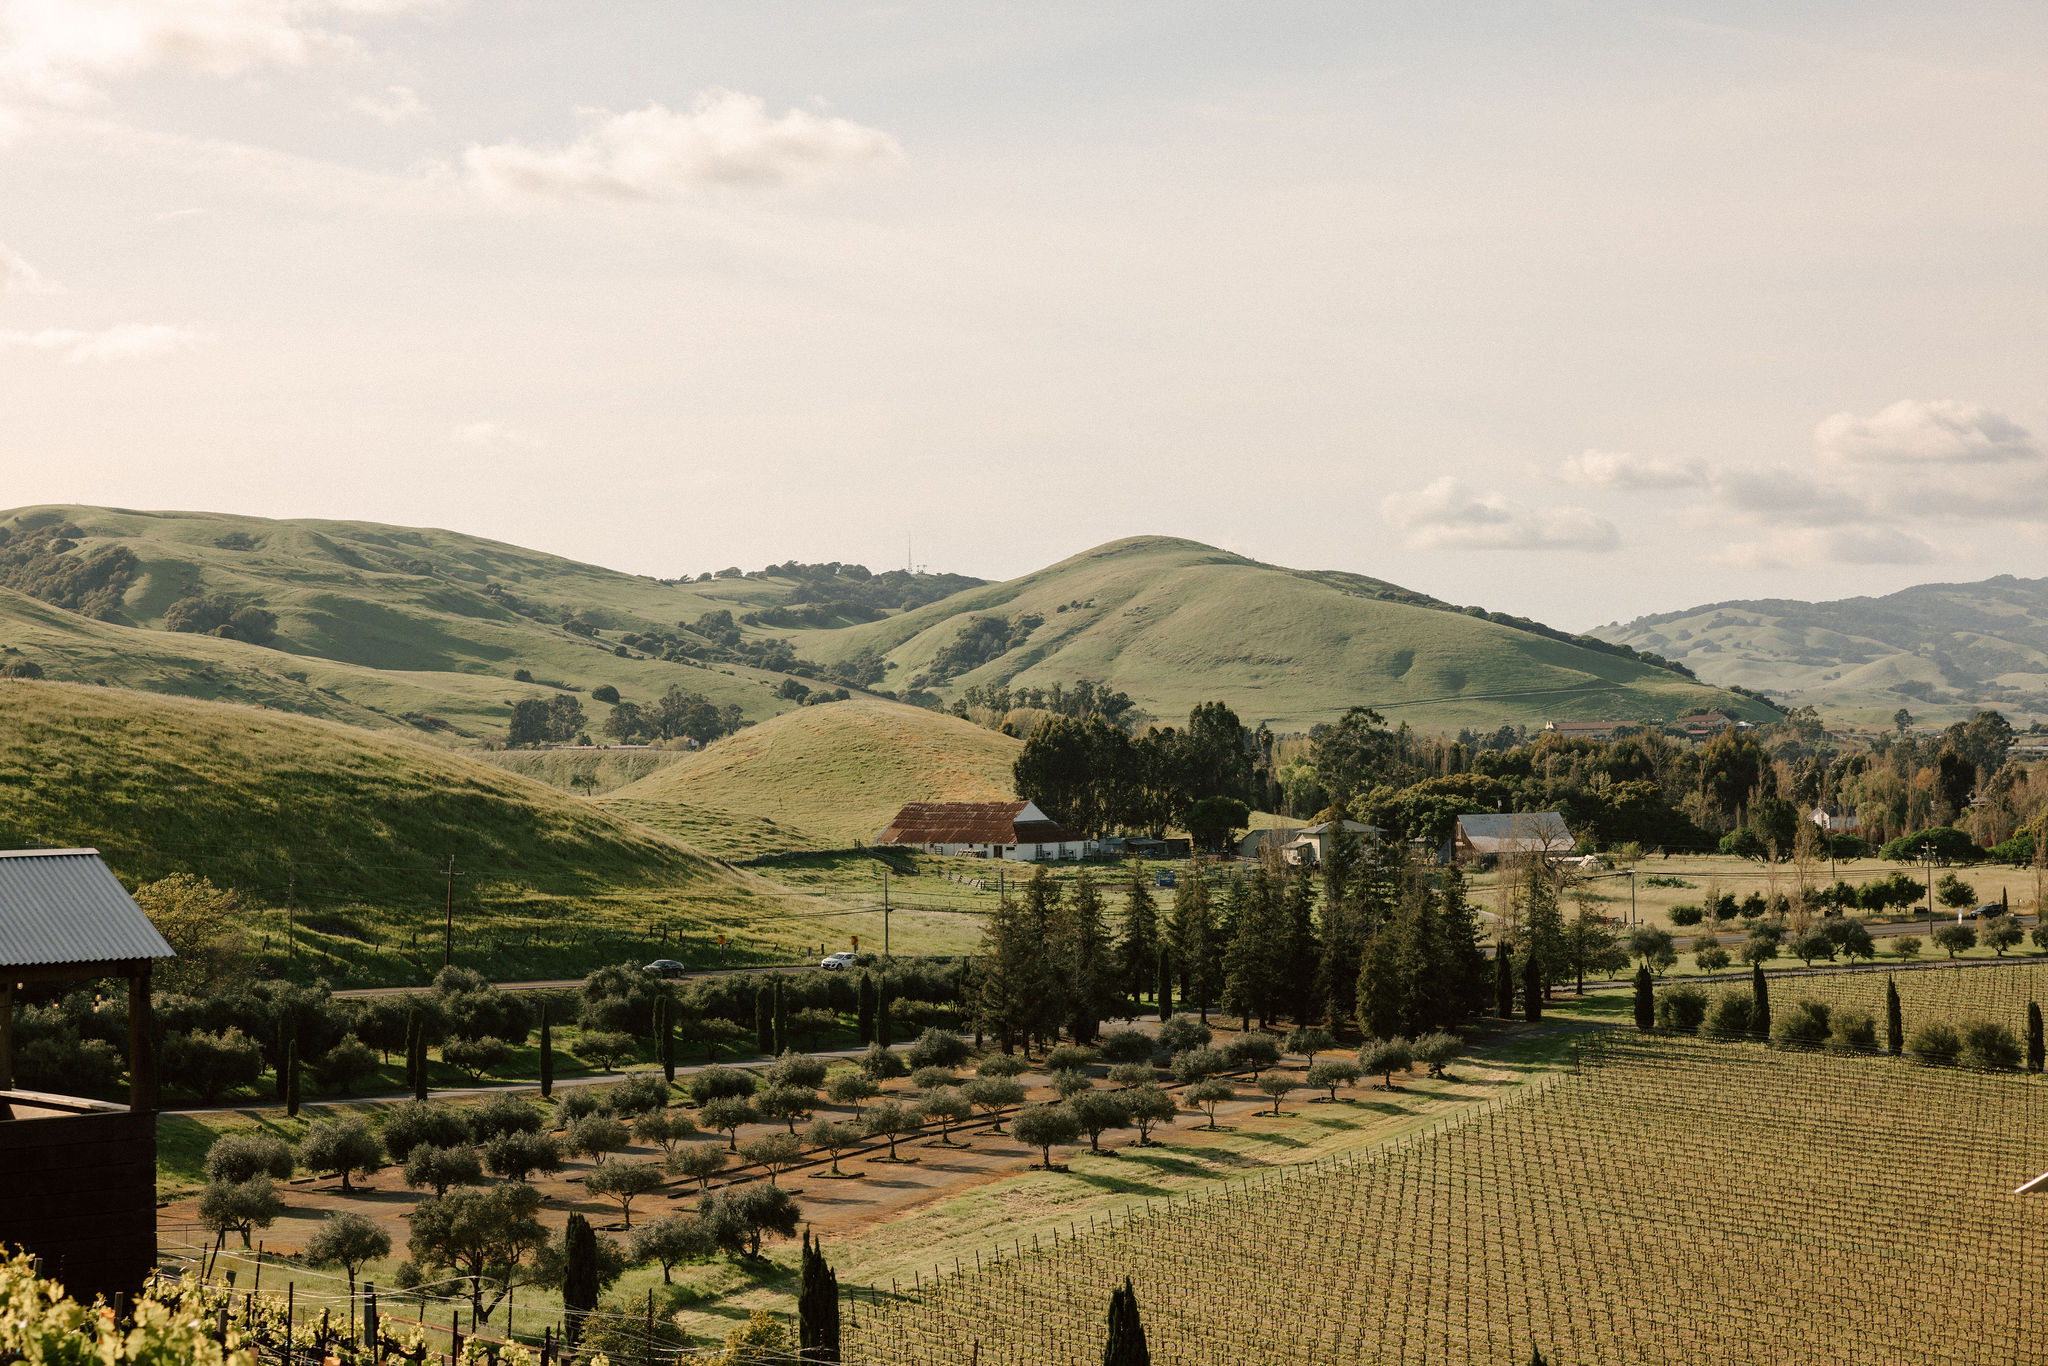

876,801,1083,846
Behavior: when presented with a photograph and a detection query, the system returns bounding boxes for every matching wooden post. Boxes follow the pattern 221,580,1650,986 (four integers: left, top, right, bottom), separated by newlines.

0,980,14,1121
126,961,155,1111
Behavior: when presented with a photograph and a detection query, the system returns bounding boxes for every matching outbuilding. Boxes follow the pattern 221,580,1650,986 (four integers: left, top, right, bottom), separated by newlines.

875,800,1093,861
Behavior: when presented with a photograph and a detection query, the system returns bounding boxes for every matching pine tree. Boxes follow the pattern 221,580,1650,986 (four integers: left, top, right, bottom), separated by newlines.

856,972,876,1046
1885,975,1903,1056
754,983,774,1055
974,888,1055,1053
1283,864,1322,1025
539,1005,554,1099
1355,925,1408,1041
1118,864,1160,1002
1321,796,1359,913
285,1038,301,1117
1494,946,1515,1020
1155,946,1173,1021
2028,1001,2044,1074
1056,870,1116,1042
1169,867,1216,1023
798,1230,841,1363
1101,1276,1150,1366
1520,861,1568,1000
1753,961,1772,1041
561,1213,599,1346
1221,865,1286,1031
1438,865,1492,1018
1633,964,1654,1031
1522,948,1542,1023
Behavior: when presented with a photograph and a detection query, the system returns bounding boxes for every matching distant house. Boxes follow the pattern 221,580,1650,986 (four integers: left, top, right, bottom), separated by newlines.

1673,710,1738,738
1279,819,1382,866
875,800,1092,862
1812,808,1861,834
1235,827,1295,859
1447,812,1574,863
1542,721,1629,741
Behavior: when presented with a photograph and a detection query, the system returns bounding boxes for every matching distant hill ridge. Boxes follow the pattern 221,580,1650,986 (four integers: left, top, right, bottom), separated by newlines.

0,508,1772,736
1594,575,2048,725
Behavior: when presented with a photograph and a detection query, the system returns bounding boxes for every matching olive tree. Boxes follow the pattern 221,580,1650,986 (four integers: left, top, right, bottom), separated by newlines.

1012,1102,1082,1170
583,1160,667,1225
1305,1059,1362,1101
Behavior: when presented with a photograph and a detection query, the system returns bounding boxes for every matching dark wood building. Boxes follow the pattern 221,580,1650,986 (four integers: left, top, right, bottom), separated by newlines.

0,848,173,1302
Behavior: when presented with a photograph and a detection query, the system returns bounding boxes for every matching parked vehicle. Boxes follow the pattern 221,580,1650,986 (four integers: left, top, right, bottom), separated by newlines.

642,958,689,978
820,951,857,971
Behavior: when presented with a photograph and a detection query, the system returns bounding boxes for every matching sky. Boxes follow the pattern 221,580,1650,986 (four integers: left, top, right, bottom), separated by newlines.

0,1,2043,631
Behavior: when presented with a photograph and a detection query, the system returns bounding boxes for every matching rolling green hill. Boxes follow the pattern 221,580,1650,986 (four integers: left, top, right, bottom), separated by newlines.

0,680,837,981
0,508,1772,739
1593,575,2048,727
783,537,1774,732
605,698,1022,845
0,505,964,743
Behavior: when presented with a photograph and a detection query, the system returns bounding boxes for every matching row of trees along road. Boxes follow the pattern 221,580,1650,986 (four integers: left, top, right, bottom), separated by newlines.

971,823,1495,1048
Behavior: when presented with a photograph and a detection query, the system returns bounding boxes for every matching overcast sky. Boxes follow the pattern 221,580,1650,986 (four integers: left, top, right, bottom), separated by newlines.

0,1,2043,630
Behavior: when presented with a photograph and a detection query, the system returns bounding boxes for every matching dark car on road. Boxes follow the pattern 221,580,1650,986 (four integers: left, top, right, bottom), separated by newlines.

643,959,689,978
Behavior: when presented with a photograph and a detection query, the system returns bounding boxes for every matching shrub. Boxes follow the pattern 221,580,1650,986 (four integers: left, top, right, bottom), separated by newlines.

1108,1062,1152,1088
1960,1021,2023,1071
1669,904,1703,927
1098,1029,1156,1065
402,1144,483,1197
470,1093,542,1140
603,1072,672,1117
1170,1047,1227,1083
557,1088,604,1122
688,1064,759,1105
859,1044,907,1080
1157,1015,1212,1053
1654,986,1709,1033
1222,1035,1281,1076
1890,936,1923,959
484,1130,563,1182
580,1031,638,1072
764,1052,829,1092
382,1102,474,1161
442,1036,510,1081
909,1066,959,1093
1043,1045,1098,1073
1827,1010,1878,1053
1306,1059,1363,1100
204,1133,293,1185
1702,991,1756,1040
904,1028,971,1071
163,1028,264,1103
567,1114,630,1163
975,1052,1029,1079
1772,1000,1833,1047
1051,1069,1092,1099
317,1035,379,1095
298,1116,383,1191
1908,1023,1964,1066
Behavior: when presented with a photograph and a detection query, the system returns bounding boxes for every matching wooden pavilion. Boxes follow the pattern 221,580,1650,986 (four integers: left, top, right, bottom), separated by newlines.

0,848,174,1301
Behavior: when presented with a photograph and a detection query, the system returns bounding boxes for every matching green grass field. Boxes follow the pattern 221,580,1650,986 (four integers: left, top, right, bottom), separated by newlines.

606,699,1022,846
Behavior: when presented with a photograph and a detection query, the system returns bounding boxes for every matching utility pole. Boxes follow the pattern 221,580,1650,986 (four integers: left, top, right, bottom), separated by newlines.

1921,842,1935,937
285,873,295,979
443,856,456,969
1628,867,1637,927
882,867,890,959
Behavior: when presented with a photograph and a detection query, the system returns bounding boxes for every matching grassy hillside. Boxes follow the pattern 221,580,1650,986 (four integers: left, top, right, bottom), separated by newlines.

0,505,960,742
0,680,856,981
606,698,1022,844
1594,575,2048,726
787,537,1775,732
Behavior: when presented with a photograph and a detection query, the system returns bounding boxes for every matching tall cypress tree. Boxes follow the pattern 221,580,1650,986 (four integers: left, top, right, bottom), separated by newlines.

402,1012,417,1092
1101,1276,1150,1366
1885,976,1903,1056
1494,946,1515,1020
561,1214,599,1347
539,1005,554,1099
856,972,876,1046
1633,964,1654,1031
772,978,789,1056
2028,1001,2045,1074
274,1019,290,1101
411,1027,427,1103
285,1038,301,1117
798,1230,841,1363
657,997,676,1085
1522,950,1542,1023
754,983,774,1055
1155,946,1173,1022
877,983,894,1048
1753,962,1772,1041
1118,865,1160,1002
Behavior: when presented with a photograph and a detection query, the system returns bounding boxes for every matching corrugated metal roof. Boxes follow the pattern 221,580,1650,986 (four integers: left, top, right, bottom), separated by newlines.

1454,812,1572,854
876,801,1084,846
0,849,176,969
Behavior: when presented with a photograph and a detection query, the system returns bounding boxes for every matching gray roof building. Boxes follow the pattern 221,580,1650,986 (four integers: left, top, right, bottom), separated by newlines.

0,848,175,968
1450,812,1574,860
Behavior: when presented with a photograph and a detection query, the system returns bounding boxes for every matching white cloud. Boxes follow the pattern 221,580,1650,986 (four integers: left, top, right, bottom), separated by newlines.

0,0,434,103
1823,525,1936,565
351,83,423,123
0,321,200,360
1381,476,1618,552
448,420,542,450
463,90,905,203
1556,448,1707,490
0,238,52,293
1814,398,2038,467
1711,467,1870,525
